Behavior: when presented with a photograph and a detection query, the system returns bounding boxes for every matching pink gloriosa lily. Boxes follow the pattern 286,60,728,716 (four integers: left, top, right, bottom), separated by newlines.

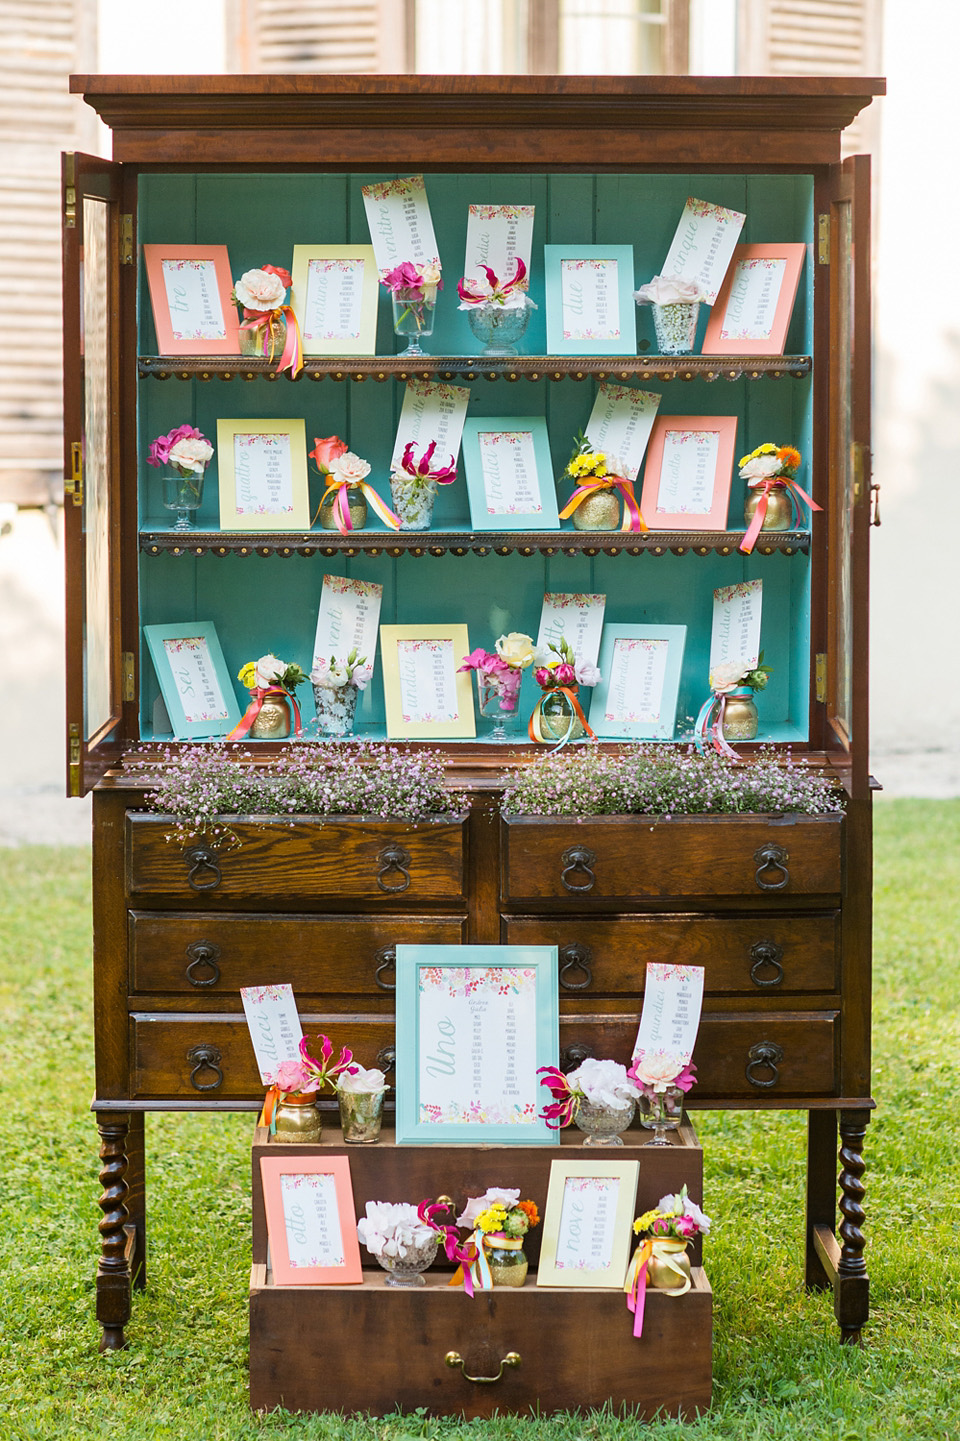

397,440,457,486
457,256,528,306
537,1065,578,1128
417,1198,477,1266
299,1033,357,1090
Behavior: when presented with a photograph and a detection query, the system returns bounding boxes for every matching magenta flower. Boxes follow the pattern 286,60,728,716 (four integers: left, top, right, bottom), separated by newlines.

537,1065,578,1128
397,439,458,486
299,1033,357,1090
383,261,424,296
554,663,576,686
533,667,553,687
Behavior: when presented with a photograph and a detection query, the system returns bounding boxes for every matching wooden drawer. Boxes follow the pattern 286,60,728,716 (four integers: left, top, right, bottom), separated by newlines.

129,912,467,995
502,814,843,902
125,814,467,902
250,1266,712,1418
503,913,840,996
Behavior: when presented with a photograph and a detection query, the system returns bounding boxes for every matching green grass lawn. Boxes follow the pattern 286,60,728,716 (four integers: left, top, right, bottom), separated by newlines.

1,799,958,1440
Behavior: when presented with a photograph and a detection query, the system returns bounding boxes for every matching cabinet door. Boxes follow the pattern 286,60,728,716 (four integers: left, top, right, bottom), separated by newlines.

826,154,872,800
62,152,125,796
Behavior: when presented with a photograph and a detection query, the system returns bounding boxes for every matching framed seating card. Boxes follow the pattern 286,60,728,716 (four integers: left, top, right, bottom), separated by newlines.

391,379,471,472
259,1154,363,1287
313,575,383,671
215,419,310,531
702,243,806,356
544,245,636,356
290,244,379,356
585,382,662,481
380,624,476,739
660,196,746,306
589,624,687,740
361,173,440,276
461,417,559,531
536,592,606,669
537,1159,640,1288
638,415,737,531
142,244,239,355
463,203,535,287
143,621,241,740
394,944,559,1145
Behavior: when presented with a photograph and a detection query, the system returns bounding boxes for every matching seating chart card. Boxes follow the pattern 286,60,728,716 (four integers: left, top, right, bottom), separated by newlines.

462,417,559,530
585,382,662,481
160,635,229,727
143,621,241,741
656,429,719,516
544,245,636,356
560,258,621,342
537,593,606,668
639,415,737,532
661,196,747,306
589,624,687,740
479,431,542,515
464,203,535,287
391,379,470,471
279,1173,345,1271
632,963,705,1070
702,243,806,356
555,1176,621,1272
260,1155,362,1286
240,983,304,1083
396,638,460,724
380,624,475,739
361,173,440,275
216,419,310,531
313,575,382,669
143,244,239,355
538,1159,640,1288
709,579,763,677
291,245,379,356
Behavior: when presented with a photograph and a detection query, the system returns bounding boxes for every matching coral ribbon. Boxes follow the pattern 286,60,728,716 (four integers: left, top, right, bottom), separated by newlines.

258,1085,281,1132
240,305,303,378
694,691,742,761
559,477,648,533
322,476,401,534
528,686,596,747
739,476,822,554
226,685,303,742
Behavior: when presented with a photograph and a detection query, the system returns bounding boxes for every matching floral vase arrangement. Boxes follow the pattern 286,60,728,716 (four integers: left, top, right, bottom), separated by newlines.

357,1200,455,1287
628,1056,698,1146
738,442,822,554
227,653,307,740
309,434,400,534
336,1063,388,1143
310,649,373,738
382,260,443,356
633,274,704,355
538,1057,642,1145
695,652,773,757
258,1032,356,1143
456,257,537,356
624,1185,712,1337
453,1188,540,1289
458,631,535,741
558,430,647,533
529,636,601,745
389,440,458,530
233,263,302,376
147,424,214,532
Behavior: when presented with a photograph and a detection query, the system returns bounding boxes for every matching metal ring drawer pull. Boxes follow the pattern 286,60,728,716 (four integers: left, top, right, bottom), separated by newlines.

559,1041,595,1073
185,940,221,988
376,844,411,893
445,1350,521,1384
753,843,789,891
560,846,597,892
374,945,397,991
745,1041,784,1089
558,942,594,991
183,846,222,892
375,1046,397,1078
187,1044,223,1092
748,940,784,988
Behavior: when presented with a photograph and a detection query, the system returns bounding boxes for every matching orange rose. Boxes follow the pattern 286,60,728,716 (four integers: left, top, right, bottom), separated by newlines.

310,435,348,473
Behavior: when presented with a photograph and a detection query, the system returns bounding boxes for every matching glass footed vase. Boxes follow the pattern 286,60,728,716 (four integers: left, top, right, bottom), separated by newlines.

574,1095,637,1146
478,674,520,742
637,1085,685,1146
162,470,205,532
465,301,531,356
376,1234,439,1288
392,292,436,357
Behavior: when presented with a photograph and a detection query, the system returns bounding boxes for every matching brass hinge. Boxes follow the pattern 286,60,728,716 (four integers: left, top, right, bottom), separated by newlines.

68,722,81,797
120,213,134,264
815,654,827,704
852,441,870,502
65,441,83,507
64,152,76,228
122,652,136,702
817,213,830,265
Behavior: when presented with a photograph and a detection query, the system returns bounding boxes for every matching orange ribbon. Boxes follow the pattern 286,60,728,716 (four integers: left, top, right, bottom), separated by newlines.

559,476,648,532
528,685,596,746
239,304,303,378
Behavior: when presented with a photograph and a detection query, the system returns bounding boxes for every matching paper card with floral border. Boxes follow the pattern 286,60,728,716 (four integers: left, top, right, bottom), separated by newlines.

461,417,559,531
537,1159,640,1288
260,1155,363,1287
143,244,240,355
638,415,737,531
589,624,687,740
379,624,476,739
702,243,806,356
216,419,310,531
143,621,242,740
394,944,559,1145
543,245,637,356
290,245,379,356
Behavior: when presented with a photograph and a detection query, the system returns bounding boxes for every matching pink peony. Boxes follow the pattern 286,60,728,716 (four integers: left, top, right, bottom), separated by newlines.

554,663,576,686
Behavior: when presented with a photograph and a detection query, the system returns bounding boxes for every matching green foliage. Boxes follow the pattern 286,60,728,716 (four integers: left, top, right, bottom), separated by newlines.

0,800,958,1439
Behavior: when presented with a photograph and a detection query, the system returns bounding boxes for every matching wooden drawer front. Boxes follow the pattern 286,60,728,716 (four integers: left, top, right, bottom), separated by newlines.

502,815,842,902
125,814,467,902
559,1013,838,1098
503,914,840,996
129,912,466,995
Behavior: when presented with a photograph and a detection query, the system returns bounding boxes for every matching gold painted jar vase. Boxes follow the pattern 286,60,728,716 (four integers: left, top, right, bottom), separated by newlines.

744,479,794,532
250,687,293,739
239,310,287,359
720,686,759,741
273,1091,322,1144
647,1238,692,1293
570,484,621,531
319,485,368,531
534,689,586,743
485,1237,528,1287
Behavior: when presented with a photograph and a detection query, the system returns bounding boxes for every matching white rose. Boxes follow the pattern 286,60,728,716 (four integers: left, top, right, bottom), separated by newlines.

634,274,703,306
167,436,213,474
330,452,371,486
739,455,782,482
312,659,350,689
254,653,286,687
234,268,286,311
708,660,748,694
568,1057,640,1108
338,1065,387,1094
632,1051,687,1092
495,632,536,670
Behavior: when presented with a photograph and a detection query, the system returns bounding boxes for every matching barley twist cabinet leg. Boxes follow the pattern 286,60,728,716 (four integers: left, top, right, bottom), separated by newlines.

836,1108,870,1344
96,1113,132,1352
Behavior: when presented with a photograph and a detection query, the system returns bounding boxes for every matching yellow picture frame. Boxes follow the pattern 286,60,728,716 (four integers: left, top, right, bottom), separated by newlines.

290,244,380,356
215,418,310,532
537,1158,640,1289
380,624,476,739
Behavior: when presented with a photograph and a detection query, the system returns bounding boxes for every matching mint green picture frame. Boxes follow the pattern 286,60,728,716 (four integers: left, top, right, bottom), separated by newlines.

395,944,559,1145
544,244,637,356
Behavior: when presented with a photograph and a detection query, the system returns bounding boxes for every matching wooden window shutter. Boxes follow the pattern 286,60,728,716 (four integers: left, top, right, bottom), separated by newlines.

226,0,410,73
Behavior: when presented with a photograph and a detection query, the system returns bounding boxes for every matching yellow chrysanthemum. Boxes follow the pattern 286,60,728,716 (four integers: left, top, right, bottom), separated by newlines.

476,1203,508,1234
633,1208,661,1235
238,662,257,689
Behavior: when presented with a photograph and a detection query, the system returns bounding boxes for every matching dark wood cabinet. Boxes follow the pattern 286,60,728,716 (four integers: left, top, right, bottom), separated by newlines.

64,74,882,1365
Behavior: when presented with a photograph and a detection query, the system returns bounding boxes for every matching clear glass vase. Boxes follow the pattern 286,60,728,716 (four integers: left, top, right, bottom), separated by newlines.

651,301,700,355
313,681,359,738
337,1087,385,1143
465,301,531,357
238,311,287,359
536,689,586,743
478,674,520,742
392,292,436,357
637,1085,685,1146
389,475,436,530
486,1243,528,1287
162,470,205,532
376,1234,439,1288
574,1095,636,1146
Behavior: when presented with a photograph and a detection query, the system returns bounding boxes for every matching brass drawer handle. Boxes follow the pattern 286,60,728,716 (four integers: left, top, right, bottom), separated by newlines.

374,945,397,991
746,1041,784,1089
183,846,222,892
749,940,784,988
559,1041,595,1072
559,942,594,991
560,846,597,892
377,844,411,893
187,1044,223,1092
754,843,789,891
185,940,221,988
445,1350,521,1384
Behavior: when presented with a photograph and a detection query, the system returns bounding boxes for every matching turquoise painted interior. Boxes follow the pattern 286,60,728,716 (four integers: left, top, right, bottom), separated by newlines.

136,171,815,744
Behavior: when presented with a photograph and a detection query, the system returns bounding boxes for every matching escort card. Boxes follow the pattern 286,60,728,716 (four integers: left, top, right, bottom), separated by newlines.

463,203,535,287
537,593,606,668
240,983,304,1083
632,963,705,1069
232,431,295,516
585,383,661,481
279,1173,346,1270
554,1176,621,1273
604,636,669,724
478,429,543,516
159,634,231,726
361,173,440,276
396,637,460,724
661,197,746,306
314,575,383,669
655,428,720,516
391,379,470,471
560,258,622,342
709,579,763,675
416,964,539,1126
301,257,367,344
160,257,227,342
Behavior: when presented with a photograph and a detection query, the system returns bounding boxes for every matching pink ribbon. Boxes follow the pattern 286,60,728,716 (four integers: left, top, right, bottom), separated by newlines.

239,304,303,378
739,476,822,554
625,1240,653,1338
694,691,742,761
226,685,302,742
